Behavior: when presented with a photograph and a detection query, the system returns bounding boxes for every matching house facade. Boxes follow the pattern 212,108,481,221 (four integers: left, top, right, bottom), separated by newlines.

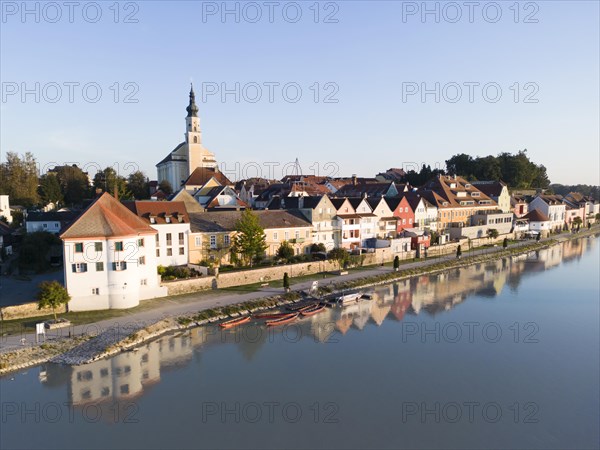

0,195,12,223
471,181,511,213
60,193,166,311
123,201,191,267
26,211,79,234
529,195,566,231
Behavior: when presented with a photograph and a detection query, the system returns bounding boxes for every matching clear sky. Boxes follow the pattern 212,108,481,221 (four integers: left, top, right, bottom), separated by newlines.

1,1,599,185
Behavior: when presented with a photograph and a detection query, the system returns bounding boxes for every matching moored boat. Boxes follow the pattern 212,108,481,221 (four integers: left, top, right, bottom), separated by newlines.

336,292,362,305
265,313,299,326
254,312,292,319
301,304,325,317
286,302,317,313
219,315,251,328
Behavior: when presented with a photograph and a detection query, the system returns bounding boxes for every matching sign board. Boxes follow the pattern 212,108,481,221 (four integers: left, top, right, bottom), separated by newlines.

36,323,46,343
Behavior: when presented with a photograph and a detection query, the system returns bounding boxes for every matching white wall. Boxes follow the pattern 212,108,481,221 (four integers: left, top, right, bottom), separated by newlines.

152,223,190,267
26,221,62,234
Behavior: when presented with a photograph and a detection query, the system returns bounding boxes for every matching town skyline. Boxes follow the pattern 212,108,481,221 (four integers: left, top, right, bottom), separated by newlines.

2,2,599,185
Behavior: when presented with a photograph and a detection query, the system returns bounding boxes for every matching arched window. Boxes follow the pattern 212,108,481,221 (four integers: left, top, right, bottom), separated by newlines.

193,136,198,143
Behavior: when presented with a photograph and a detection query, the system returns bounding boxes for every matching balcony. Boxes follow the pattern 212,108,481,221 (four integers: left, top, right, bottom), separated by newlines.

290,238,305,244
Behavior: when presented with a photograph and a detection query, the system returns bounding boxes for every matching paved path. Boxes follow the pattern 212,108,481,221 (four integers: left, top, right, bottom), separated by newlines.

0,234,584,354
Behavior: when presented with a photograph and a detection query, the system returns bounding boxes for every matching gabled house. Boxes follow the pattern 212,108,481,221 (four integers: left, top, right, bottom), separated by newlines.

123,201,191,267
367,197,397,239
523,209,551,235
335,180,401,198
60,193,166,311
511,194,529,218
404,192,437,231
331,198,360,250
529,195,566,231
384,196,414,233
471,181,511,213
563,192,596,225
349,197,377,245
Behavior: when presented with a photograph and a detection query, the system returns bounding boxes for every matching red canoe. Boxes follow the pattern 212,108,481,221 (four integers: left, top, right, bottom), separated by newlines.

286,303,317,313
254,312,292,319
266,313,299,327
219,315,251,329
301,304,325,317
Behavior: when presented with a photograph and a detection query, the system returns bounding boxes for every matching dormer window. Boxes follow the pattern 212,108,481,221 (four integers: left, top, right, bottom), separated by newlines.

150,216,156,224
165,216,171,223
449,183,457,188
471,192,480,197
465,183,471,188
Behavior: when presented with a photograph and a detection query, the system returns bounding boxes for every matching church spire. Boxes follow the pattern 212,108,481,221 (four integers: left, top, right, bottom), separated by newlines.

186,83,199,118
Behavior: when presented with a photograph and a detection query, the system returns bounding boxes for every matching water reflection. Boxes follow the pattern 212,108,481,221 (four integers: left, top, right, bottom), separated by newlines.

42,237,597,408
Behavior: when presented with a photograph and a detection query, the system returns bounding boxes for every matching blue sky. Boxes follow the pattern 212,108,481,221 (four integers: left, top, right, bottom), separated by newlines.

1,1,599,184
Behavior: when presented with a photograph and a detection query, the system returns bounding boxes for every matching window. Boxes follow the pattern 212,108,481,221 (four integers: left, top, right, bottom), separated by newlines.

120,384,129,395
210,235,216,248
404,207,408,213
179,247,185,255
224,235,230,246
72,263,87,273
43,223,47,228
115,242,123,251
139,256,146,265
165,216,171,223
95,242,102,252
92,288,100,295
167,248,172,256
273,232,278,240
96,262,104,272
409,219,412,224
138,238,144,247
156,249,160,257
112,261,127,271
305,230,309,238
166,233,172,246
150,216,156,224
179,232,184,245
156,234,159,243
100,368,109,378
140,279,147,286
75,243,83,253
101,387,110,397
319,208,323,214
285,231,289,240
295,231,300,239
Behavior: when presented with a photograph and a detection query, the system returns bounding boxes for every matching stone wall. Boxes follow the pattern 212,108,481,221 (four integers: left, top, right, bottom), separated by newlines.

0,302,67,320
163,276,215,296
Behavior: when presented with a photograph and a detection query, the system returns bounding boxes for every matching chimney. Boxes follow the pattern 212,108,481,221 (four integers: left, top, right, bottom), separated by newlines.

352,174,357,186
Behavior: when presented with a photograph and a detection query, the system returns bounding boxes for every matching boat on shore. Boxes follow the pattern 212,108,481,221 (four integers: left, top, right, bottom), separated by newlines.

219,316,251,329
286,302,317,313
301,304,325,317
266,313,299,326
254,312,292,319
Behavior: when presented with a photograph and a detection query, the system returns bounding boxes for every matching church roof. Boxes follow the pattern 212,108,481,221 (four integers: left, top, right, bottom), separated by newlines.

60,193,157,240
184,167,232,187
156,142,186,167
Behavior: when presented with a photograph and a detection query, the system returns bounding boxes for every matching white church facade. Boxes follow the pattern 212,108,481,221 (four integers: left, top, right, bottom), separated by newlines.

156,85,218,191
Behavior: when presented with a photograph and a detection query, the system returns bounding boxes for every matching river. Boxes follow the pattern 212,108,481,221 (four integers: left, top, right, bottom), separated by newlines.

1,236,599,449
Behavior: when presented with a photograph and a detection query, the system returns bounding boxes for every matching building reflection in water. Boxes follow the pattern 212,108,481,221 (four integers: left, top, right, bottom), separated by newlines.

42,237,597,407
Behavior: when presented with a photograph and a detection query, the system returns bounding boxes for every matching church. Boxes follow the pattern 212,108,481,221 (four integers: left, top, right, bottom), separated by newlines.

156,85,218,190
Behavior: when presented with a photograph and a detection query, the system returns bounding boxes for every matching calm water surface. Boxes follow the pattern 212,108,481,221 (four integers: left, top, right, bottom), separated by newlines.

1,237,599,449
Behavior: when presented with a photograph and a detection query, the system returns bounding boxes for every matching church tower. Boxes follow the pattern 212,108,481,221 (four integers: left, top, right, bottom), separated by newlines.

185,83,217,172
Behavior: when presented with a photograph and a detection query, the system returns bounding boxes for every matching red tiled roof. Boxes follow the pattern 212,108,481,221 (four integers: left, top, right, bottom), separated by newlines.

184,167,232,187
60,193,157,239
123,201,189,224
524,209,550,222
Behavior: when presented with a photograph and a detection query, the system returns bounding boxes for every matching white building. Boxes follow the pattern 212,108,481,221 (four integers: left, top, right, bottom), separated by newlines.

123,200,191,267
349,197,377,246
529,195,566,231
25,210,79,234
156,85,218,191
60,193,166,311
523,209,551,235
0,195,12,223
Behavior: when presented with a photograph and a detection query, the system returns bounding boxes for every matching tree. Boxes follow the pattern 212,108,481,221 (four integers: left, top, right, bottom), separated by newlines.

283,272,290,291
456,245,462,259
38,174,63,207
572,217,583,230
159,179,173,195
37,281,70,321
503,237,508,248
127,171,150,199
93,167,132,200
328,247,349,270
0,152,40,206
310,243,327,253
393,255,400,271
486,228,499,240
276,241,295,262
50,165,90,205
232,209,267,267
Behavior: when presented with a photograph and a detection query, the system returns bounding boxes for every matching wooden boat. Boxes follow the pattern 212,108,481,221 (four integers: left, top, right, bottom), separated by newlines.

254,312,292,319
286,303,317,313
266,313,299,326
336,292,362,305
219,315,251,329
301,304,325,317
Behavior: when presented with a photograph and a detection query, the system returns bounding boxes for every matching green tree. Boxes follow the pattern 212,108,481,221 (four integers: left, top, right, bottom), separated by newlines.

393,255,400,271
0,152,40,206
37,280,70,321
232,209,267,267
503,237,508,248
456,245,462,259
51,165,90,205
276,241,295,262
127,170,150,199
159,179,173,195
572,217,583,230
486,228,499,240
38,174,63,207
94,167,132,200
310,243,327,253
328,247,349,270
